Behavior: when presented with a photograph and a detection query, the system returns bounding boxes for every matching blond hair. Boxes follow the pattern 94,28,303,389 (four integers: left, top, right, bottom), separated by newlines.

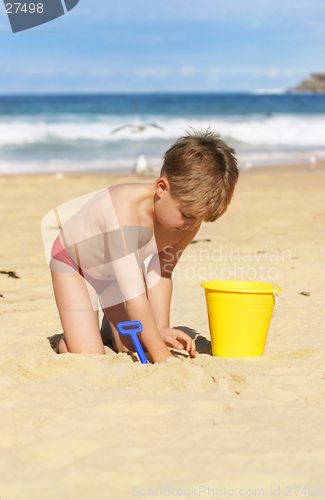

161,129,239,222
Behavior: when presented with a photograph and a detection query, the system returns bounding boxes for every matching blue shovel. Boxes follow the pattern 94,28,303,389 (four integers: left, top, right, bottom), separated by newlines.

117,321,148,364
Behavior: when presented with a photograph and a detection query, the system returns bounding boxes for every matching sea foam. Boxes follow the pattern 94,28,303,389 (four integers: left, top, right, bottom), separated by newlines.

1,115,325,147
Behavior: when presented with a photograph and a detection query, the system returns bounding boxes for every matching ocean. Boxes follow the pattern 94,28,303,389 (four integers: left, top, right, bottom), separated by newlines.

1,93,325,175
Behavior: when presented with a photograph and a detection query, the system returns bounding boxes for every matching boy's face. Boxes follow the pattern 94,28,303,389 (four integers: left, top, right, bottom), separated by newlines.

154,177,202,232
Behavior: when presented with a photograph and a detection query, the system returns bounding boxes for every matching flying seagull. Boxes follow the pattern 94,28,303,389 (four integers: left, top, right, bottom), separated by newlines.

110,123,164,134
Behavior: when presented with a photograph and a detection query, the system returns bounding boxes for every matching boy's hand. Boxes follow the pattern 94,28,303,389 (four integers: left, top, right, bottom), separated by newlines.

159,327,196,358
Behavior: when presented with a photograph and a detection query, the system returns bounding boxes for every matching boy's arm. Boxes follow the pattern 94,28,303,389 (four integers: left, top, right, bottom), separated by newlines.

123,293,173,363
146,224,201,357
103,252,173,363
104,208,173,363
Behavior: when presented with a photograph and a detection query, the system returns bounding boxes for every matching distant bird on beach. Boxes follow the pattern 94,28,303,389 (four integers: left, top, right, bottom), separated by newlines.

110,123,164,134
133,153,149,176
242,161,252,171
308,155,317,170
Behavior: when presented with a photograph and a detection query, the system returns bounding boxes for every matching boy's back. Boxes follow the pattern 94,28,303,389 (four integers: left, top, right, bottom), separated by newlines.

50,181,201,292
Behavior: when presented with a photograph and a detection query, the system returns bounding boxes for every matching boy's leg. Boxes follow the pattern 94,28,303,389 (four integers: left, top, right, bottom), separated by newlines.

100,314,113,346
51,270,105,354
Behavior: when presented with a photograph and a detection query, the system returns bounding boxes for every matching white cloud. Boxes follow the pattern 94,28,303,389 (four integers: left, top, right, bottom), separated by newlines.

179,66,197,78
0,63,312,84
267,68,279,79
74,0,325,26
133,67,170,80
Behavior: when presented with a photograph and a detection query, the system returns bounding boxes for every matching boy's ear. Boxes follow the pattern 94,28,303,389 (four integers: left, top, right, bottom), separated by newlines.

155,177,170,198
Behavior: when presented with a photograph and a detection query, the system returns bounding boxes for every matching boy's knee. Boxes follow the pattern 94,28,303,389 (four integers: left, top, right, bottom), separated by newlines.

58,335,105,355
58,336,68,353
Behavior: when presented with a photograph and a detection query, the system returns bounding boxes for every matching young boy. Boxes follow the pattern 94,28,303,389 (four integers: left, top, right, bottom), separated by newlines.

47,130,238,363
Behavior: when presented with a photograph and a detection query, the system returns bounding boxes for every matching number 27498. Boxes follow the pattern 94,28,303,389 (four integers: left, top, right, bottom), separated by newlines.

5,3,44,14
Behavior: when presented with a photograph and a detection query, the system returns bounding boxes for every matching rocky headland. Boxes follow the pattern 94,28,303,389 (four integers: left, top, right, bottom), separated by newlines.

290,73,325,93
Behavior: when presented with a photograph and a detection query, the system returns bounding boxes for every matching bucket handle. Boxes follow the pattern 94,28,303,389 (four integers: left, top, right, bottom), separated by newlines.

272,286,280,317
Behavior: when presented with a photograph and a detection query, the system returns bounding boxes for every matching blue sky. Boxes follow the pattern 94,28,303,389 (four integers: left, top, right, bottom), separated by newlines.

0,0,324,93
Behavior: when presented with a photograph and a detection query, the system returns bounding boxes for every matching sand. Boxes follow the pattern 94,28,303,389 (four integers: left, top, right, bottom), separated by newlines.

0,164,324,499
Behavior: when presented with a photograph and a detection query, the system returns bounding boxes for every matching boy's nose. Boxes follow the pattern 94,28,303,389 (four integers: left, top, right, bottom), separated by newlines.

185,219,198,230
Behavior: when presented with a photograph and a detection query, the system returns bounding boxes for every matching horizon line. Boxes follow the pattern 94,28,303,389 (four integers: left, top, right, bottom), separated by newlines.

0,89,292,97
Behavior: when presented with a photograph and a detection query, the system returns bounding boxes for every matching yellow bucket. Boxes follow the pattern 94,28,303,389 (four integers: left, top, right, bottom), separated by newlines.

201,280,281,358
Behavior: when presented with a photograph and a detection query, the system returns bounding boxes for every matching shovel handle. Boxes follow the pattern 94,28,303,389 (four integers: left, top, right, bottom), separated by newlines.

117,321,148,364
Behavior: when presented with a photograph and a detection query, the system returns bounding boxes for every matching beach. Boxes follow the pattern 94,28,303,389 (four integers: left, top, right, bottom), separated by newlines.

0,164,324,499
